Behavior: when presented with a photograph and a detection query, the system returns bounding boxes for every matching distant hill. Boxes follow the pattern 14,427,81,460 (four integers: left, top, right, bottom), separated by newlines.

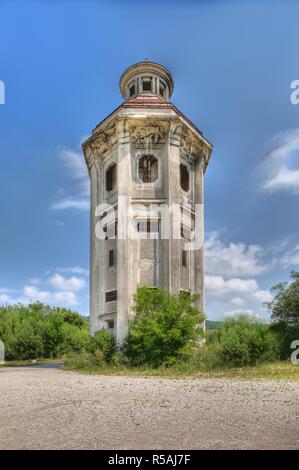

206,320,222,330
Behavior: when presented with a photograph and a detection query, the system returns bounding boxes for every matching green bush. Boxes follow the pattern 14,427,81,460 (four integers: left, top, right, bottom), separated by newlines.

63,349,123,371
8,322,44,360
0,303,89,360
57,323,91,355
89,329,116,362
63,351,95,370
191,344,224,371
216,314,279,366
123,286,204,367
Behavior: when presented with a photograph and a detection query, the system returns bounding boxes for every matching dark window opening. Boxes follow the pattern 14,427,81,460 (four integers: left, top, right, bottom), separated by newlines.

182,250,187,267
106,163,117,192
142,78,152,92
109,249,114,267
180,290,191,298
181,224,192,241
103,222,117,240
105,290,117,302
129,83,135,97
159,82,166,97
136,219,160,233
106,319,114,329
180,164,189,192
138,155,158,183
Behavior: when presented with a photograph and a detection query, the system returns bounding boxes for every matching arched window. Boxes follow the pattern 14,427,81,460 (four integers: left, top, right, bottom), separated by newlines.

180,164,189,192
106,163,117,192
138,155,158,183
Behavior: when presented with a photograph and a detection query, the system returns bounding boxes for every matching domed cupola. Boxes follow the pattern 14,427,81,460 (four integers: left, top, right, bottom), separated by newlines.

119,60,174,101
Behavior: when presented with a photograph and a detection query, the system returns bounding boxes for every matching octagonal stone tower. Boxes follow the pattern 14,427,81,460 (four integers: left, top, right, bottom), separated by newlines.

82,60,213,343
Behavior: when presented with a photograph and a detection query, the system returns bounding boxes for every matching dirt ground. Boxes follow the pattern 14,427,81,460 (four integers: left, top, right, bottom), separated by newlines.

0,364,298,450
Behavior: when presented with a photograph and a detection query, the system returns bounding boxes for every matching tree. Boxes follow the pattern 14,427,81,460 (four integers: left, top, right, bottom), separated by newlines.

123,286,204,367
266,271,299,328
0,303,89,360
266,271,299,358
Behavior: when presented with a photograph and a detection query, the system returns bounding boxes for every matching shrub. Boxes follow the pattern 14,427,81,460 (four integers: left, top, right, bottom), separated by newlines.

57,323,91,355
63,351,95,370
63,349,122,371
89,329,116,362
217,314,279,366
123,286,204,367
192,344,224,371
0,303,89,360
9,322,44,360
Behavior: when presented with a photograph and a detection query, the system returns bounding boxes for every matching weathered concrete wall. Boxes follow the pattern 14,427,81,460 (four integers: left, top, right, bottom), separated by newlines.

84,105,212,344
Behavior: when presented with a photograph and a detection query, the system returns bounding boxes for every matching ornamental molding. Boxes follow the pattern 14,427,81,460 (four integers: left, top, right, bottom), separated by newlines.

83,143,95,171
180,126,210,169
90,123,118,156
130,119,167,146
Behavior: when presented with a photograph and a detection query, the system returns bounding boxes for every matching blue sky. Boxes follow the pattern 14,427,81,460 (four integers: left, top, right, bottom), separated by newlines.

0,0,298,319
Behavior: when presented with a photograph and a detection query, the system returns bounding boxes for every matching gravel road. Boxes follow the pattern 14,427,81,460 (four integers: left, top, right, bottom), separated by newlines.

0,365,298,450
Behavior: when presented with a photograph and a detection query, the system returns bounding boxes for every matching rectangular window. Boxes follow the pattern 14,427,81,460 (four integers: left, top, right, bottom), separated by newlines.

181,224,192,241
136,219,160,233
129,83,135,97
142,77,152,92
103,222,117,240
159,83,166,97
109,249,114,267
182,250,187,267
105,290,117,302
106,319,114,329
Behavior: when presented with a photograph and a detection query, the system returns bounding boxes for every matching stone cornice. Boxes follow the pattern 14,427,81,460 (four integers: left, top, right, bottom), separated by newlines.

82,113,212,173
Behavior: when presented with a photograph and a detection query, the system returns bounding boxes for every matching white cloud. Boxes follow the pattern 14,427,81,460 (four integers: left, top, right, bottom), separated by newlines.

22,286,78,306
0,270,88,308
205,231,271,277
27,278,41,286
259,128,299,194
60,148,88,184
205,274,273,320
263,166,299,193
57,266,89,275
252,289,273,303
0,288,18,294
48,273,85,291
51,145,89,211
281,244,299,268
230,297,245,306
205,232,274,320
0,294,10,303
223,308,256,317
206,274,259,295
53,220,66,228
51,197,89,210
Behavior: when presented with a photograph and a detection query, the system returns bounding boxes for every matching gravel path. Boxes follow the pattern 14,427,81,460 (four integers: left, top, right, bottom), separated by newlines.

0,366,298,450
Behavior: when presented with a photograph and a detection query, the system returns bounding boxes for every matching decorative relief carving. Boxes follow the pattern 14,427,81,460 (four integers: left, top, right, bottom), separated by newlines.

180,126,211,168
83,143,95,171
181,136,193,156
169,123,182,141
202,147,212,172
90,123,117,156
130,120,166,146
